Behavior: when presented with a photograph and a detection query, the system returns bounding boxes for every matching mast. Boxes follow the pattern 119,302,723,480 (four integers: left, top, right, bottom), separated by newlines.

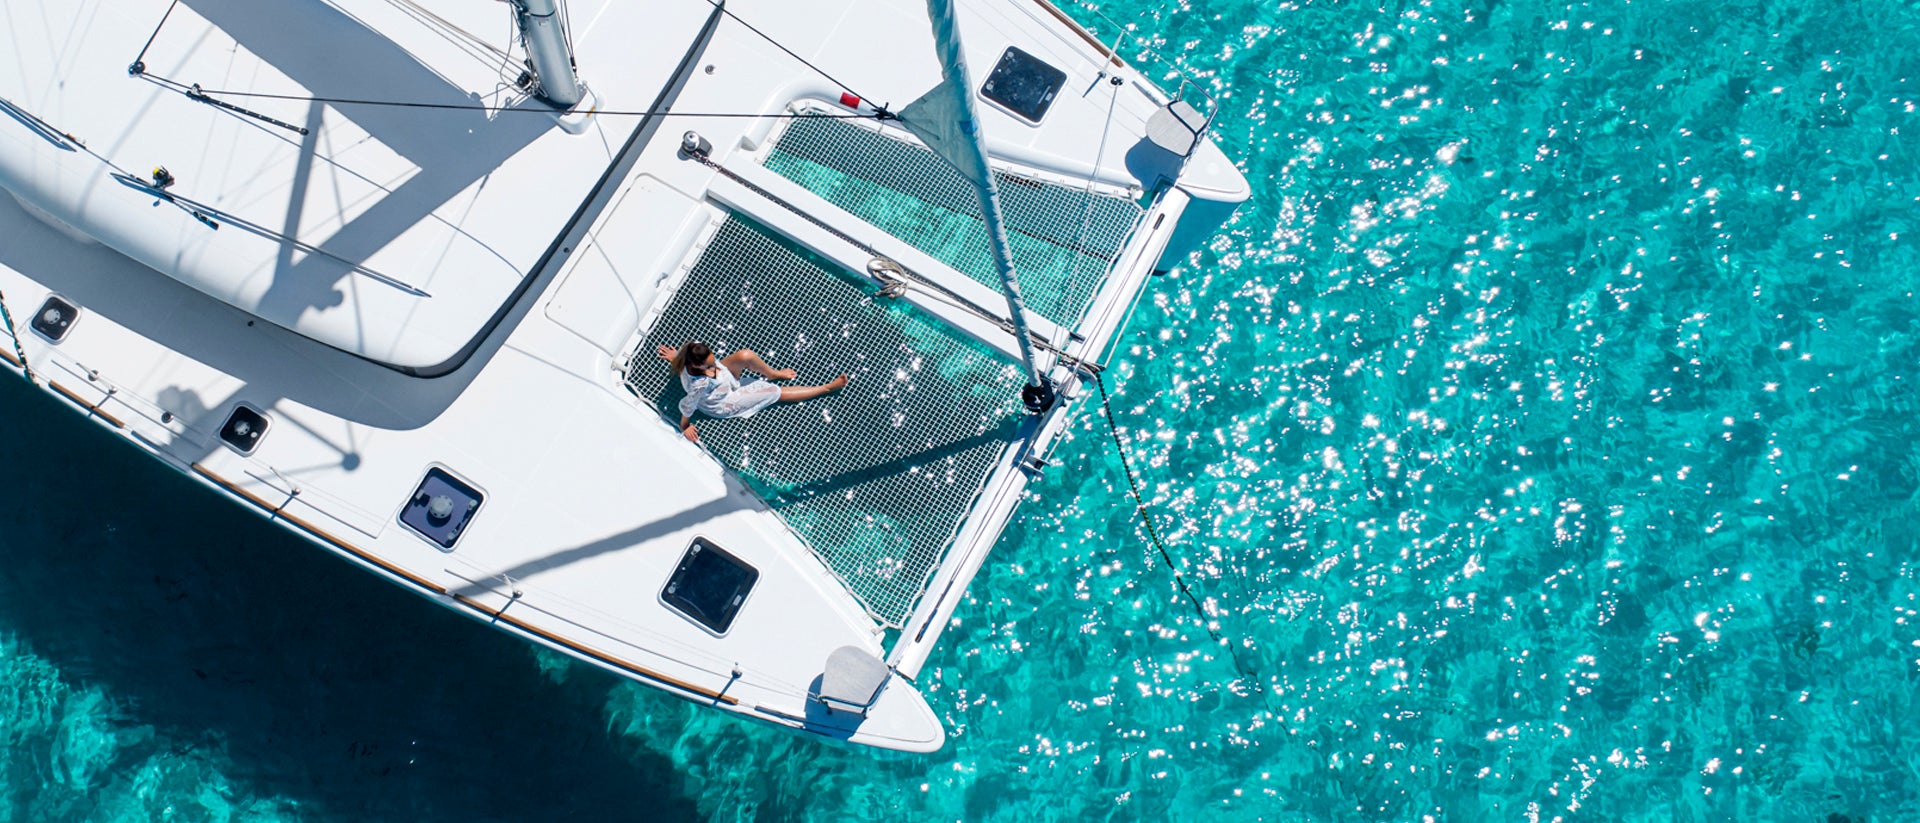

902,0,1056,413
513,0,584,108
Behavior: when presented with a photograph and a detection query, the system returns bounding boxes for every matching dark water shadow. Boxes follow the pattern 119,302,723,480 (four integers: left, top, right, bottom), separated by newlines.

0,376,700,822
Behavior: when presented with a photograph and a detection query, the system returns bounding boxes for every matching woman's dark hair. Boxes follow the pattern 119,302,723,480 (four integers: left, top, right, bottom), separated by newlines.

677,341,714,375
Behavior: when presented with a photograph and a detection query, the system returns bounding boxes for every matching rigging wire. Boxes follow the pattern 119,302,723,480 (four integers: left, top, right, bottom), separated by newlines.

127,0,880,122
1062,74,1125,305
137,73,879,120
128,0,182,74
696,0,876,109
1091,369,1263,693
496,2,524,91
379,0,516,67
557,0,577,64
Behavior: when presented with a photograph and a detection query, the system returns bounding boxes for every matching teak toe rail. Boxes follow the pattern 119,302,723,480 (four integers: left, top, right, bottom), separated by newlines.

189,463,737,706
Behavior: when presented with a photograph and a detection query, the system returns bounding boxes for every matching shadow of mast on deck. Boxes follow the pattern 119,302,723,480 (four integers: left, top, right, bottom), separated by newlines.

182,0,555,323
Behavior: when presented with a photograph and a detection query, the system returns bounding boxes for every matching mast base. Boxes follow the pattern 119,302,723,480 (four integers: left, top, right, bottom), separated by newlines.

551,88,601,135
1021,381,1056,415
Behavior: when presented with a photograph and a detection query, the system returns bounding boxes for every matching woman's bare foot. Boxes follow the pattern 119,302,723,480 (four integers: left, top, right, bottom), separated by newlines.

777,375,850,402
767,367,798,381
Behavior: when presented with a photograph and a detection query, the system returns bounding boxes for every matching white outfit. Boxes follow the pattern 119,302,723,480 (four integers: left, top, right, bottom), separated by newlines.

679,361,783,420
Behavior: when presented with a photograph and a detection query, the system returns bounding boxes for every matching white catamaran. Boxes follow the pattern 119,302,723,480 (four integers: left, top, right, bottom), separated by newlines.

0,0,1246,751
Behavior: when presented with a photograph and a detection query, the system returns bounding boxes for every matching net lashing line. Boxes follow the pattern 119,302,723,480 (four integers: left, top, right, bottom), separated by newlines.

1092,370,1263,692
762,116,1144,328
625,215,1026,627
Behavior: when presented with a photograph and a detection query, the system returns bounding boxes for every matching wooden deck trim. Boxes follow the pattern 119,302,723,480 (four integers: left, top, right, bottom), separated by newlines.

189,463,446,594
47,379,92,408
1031,0,1124,67
190,462,736,706
48,380,126,428
451,593,739,705
0,347,19,368
89,405,125,429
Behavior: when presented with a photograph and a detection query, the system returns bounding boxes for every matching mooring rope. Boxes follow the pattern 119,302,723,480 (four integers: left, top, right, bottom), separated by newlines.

0,291,32,380
1091,369,1261,691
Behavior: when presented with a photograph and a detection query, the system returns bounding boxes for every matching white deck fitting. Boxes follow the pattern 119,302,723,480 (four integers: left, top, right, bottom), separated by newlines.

0,0,1247,752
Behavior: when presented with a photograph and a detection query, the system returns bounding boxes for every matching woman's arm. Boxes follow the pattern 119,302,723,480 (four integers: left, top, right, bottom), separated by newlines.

679,416,700,443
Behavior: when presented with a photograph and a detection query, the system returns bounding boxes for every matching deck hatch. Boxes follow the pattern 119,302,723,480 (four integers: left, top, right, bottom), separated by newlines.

219,404,270,456
979,46,1066,123
30,294,77,342
399,467,483,551
626,215,1022,627
661,537,759,635
762,115,1144,328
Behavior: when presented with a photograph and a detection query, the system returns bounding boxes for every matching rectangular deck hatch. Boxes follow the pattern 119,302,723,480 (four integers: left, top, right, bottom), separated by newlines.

219,404,271,456
661,537,758,635
980,46,1066,123
30,294,78,342
399,466,483,551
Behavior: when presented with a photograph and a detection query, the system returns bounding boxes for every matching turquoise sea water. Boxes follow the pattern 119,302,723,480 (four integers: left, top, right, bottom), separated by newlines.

3,0,1920,818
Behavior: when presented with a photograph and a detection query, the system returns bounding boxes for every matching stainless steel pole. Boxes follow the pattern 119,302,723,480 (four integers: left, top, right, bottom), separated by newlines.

513,0,584,108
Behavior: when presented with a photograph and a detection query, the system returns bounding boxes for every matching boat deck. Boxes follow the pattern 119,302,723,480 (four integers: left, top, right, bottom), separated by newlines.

625,215,1024,626
0,0,1250,752
763,115,1144,327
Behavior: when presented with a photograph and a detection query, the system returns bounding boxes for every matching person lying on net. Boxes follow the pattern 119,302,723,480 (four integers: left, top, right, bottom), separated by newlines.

656,341,848,443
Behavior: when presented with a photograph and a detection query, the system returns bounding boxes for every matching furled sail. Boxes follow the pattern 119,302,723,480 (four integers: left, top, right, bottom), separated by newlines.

897,0,1055,412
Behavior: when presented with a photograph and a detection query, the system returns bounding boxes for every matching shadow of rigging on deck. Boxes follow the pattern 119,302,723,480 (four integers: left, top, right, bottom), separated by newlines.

763,420,1019,508
641,372,1020,503
181,0,554,321
448,487,759,595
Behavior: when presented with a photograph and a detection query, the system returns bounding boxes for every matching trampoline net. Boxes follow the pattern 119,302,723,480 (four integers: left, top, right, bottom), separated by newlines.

624,215,1025,627
763,115,1144,327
